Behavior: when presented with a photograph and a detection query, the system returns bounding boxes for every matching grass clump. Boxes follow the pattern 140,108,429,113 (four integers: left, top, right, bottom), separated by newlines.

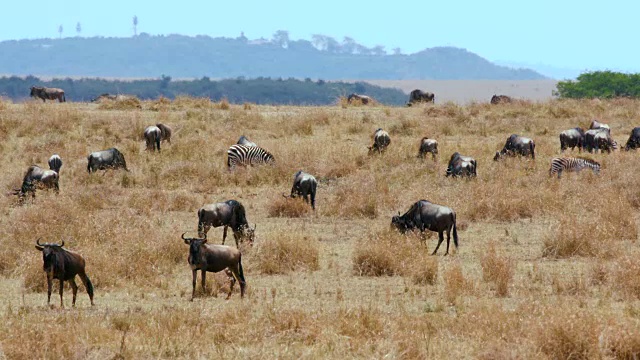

481,242,515,297
253,231,319,274
267,196,311,218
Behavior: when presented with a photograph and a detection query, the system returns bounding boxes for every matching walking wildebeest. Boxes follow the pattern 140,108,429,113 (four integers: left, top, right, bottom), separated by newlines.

417,137,438,160
34,239,95,307
490,95,512,104
87,148,129,173
48,154,63,173
182,232,246,300
144,125,162,152
406,89,435,106
368,128,391,154
589,120,610,131
237,135,257,147
14,165,59,199
30,86,66,102
347,93,373,105
584,128,617,153
156,123,172,144
197,200,256,247
493,134,535,160
446,152,477,177
391,200,459,256
284,170,318,210
560,127,585,152
624,127,640,151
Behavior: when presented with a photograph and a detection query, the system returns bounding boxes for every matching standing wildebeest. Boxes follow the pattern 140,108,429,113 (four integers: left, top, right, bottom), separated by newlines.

584,128,617,153
197,200,256,247
34,239,95,307
368,128,391,154
87,148,129,173
490,95,512,104
237,135,257,147
30,86,66,102
347,93,373,105
144,125,162,152
48,154,63,173
284,170,318,210
446,152,477,177
391,200,459,256
15,165,59,199
589,120,610,131
406,89,435,106
227,144,275,169
560,127,585,152
156,123,172,144
624,127,640,151
549,157,600,178
182,232,246,300
417,137,438,160
493,134,535,160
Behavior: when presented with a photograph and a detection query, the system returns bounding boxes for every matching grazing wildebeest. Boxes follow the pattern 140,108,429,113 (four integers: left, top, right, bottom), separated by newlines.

584,128,617,153
560,127,585,152
549,157,600,178
227,144,275,169
624,127,640,151
391,200,459,256
30,86,66,102
87,148,129,173
144,125,162,152
406,89,435,106
182,232,246,300
34,239,95,307
417,137,438,160
48,154,63,173
15,165,59,199
589,120,610,131
490,95,512,104
236,135,257,147
197,200,256,247
493,134,535,160
347,93,373,105
368,128,391,154
156,123,172,144
284,170,318,210
446,152,477,177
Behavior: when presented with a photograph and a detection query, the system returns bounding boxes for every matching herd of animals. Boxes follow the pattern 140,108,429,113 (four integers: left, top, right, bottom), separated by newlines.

16,86,640,308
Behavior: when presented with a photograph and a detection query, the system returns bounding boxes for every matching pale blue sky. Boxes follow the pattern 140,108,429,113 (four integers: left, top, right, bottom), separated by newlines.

1,0,636,77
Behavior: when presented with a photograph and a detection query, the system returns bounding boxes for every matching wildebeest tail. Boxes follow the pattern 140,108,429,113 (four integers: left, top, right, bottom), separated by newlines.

530,141,535,159
451,212,459,248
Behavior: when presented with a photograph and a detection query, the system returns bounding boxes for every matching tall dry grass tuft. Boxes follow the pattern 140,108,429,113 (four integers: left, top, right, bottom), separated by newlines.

443,263,468,304
352,228,424,277
480,242,515,297
97,97,142,110
267,196,312,217
535,313,599,360
215,97,230,110
609,256,640,299
411,256,439,286
252,231,319,274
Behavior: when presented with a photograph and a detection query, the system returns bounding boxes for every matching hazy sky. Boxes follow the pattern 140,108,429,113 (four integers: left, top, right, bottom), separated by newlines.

1,0,637,76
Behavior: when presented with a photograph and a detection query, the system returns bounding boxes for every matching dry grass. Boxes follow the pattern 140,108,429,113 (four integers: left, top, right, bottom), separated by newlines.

0,98,639,358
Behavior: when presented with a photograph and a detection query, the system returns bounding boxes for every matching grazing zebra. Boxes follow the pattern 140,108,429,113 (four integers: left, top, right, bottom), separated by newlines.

227,144,275,169
549,157,600,179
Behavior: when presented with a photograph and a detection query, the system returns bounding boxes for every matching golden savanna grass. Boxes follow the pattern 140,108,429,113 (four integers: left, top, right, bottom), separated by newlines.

0,97,640,358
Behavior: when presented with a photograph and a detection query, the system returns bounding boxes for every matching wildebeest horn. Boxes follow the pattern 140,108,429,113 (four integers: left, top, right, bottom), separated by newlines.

59,240,65,247
253,224,257,231
36,238,43,246
202,232,207,240
181,232,188,240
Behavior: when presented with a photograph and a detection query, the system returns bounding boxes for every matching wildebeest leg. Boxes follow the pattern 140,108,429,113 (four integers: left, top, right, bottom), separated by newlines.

70,278,78,307
191,269,197,301
222,226,228,245
46,273,53,305
226,268,236,300
444,228,452,256
432,232,445,255
59,279,65,308
201,270,207,297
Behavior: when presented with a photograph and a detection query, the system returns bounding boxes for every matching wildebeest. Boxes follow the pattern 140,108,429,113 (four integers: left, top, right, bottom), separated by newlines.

584,128,617,153
417,137,438,160
549,157,600,178
144,125,162,152
156,123,172,144
490,95,512,104
589,120,610,131
391,200,459,256
493,134,535,160
406,89,435,106
446,152,477,177
197,200,256,247
15,165,59,199
30,86,66,102
87,148,129,173
368,128,391,154
347,93,373,105
560,127,585,152
284,170,318,210
182,232,246,300
624,127,640,151
34,239,95,307
48,154,63,173
237,135,257,147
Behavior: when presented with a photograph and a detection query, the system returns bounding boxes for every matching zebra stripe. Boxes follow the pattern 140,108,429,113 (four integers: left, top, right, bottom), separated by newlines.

549,157,600,178
227,144,275,168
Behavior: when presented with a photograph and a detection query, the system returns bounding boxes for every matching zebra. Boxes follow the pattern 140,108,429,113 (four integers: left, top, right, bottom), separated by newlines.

549,157,600,179
227,144,275,169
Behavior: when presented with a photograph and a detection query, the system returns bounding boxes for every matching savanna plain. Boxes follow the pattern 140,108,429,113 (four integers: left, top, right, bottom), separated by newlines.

0,96,639,359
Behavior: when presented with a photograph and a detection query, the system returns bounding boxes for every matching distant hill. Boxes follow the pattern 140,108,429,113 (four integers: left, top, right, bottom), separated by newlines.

0,34,545,80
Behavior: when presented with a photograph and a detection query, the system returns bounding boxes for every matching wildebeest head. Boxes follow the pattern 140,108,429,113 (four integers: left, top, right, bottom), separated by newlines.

235,224,256,246
35,238,65,272
182,232,207,263
391,213,411,233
